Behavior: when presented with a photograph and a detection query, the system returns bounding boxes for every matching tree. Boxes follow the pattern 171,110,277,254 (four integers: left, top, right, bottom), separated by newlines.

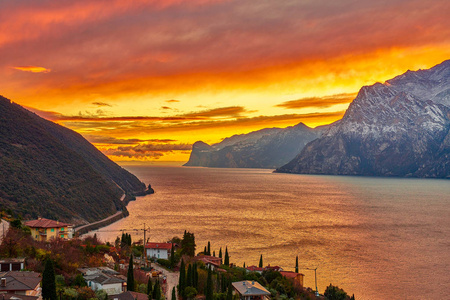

153,280,161,300
207,241,211,256
186,264,193,287
243,262,245,268
259,254,263,268
193,262,198,289
213,251,215,257
295,256,298,273
226,284,233,300
179,259,186,297
324,284,349,300
42,259,57,300
205,267,213,300
219,247,222,258
204,246,207,254
172,287,176,300
127,254,135,292
224,247,229,266
147,277,153,295
73,274,87,287
170,243,175,267
181,231,196,257
185,286,197,300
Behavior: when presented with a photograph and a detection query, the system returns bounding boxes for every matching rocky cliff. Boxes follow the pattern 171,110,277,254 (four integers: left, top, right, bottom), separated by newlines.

276,60,450,178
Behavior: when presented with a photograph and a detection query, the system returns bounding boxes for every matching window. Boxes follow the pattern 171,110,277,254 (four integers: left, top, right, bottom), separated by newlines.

61,235,64,238
51,228,54,232
61,228,64,231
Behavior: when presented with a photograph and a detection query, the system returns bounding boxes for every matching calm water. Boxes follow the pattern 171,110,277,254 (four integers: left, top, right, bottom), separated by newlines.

90,165,450,300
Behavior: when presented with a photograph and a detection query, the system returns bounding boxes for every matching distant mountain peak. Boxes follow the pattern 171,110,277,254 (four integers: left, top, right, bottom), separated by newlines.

276,59,450,178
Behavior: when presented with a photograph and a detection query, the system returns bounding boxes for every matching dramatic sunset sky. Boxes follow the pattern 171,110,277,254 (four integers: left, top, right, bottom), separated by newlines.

1,0,449,162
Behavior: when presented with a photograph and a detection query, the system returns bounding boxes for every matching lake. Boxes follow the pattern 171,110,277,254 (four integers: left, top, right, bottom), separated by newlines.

90,165,450,300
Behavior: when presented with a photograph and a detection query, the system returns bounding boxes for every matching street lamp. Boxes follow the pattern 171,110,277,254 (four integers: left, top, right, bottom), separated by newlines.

306,267,319,296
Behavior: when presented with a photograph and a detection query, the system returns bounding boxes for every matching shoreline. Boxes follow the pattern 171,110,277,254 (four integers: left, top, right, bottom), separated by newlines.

75,187,154,235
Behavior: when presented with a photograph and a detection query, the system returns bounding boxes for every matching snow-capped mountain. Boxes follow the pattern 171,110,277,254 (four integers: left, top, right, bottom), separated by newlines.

276,60,450,178
184,123,322,169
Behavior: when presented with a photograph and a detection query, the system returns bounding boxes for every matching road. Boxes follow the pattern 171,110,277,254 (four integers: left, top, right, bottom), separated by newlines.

152,263,179,300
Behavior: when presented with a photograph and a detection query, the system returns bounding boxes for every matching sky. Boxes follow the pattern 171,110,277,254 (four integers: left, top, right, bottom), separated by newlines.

1,0,449,162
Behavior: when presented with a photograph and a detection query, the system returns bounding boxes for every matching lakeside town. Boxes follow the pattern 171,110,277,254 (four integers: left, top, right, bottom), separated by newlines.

0,214,354,300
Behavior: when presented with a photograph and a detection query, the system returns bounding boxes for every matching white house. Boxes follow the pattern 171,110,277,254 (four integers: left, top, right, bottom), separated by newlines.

79,267,126,295
145,242,172,260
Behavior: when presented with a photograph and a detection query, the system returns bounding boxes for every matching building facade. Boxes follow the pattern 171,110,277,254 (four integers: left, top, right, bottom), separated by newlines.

145,243,172,260
24,218,72,242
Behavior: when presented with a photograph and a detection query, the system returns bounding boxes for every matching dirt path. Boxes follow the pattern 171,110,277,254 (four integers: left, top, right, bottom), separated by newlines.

152,263,179,300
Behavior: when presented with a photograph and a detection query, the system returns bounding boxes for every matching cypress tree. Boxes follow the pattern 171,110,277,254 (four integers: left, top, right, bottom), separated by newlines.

193,263,198,289
224,247,229,266
243,262,245,268
170,244,175,267
213,251,215,257
127,254,135,291
226,284,233,300
42,259,57,300
206,267,213,300
204,246,207,254
295,256,299,273
172,287,176,300
207,241,211,256
178,259,186,297
147,277,153,295
219,248,222,258
186,264,193,287
153,280,161,300
259,254,263,268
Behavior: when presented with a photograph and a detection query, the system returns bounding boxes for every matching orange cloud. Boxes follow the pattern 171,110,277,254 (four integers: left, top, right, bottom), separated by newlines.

275,93,357,109
13,66,51,73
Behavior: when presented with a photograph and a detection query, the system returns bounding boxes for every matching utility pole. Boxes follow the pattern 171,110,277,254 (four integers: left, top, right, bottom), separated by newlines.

143,224,149,267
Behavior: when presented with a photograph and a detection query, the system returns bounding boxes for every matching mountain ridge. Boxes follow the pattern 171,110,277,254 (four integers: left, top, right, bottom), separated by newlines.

184,122,323,169
0,96,151,224
276,60,450,178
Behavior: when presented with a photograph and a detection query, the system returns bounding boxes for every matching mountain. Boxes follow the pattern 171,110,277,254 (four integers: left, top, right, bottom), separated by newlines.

0,96,151,224
184,123,322,169
276,60,450,178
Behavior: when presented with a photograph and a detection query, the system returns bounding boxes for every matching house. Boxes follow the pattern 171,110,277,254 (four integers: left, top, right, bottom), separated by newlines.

0,271,41,297
108,291,149,300
24,218,73,242
195,256,222,271
0,293,39,300
245,266,264,274
263,265,283,272
0,259,25,272
145,243,173,260
232,281,270,300
280,271,304,287
79,267,126,295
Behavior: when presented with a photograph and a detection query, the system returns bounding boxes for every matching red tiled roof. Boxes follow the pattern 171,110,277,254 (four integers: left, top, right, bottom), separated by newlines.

195,255,222,267
264,265,283,271
24,218,71,228
144,242,172,250
246,266,264,272
280,271,304,278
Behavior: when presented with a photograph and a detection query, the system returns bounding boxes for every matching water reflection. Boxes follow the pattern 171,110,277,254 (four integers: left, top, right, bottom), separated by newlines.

88,166,450,300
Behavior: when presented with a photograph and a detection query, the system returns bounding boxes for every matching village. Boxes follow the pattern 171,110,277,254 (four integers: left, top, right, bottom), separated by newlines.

0,216,354,300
